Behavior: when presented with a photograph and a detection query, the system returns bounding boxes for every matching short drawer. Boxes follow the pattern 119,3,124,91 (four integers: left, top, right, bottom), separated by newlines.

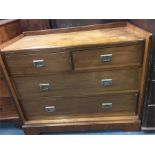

72,44,144,71
13,68,141,99
5,51,72,76
20,93,138,121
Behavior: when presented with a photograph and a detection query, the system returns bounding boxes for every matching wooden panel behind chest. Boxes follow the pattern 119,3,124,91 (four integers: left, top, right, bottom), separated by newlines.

0,20,21,121
0,79,10,97
13,68,140,99
20,92,138,121
0,98,18,120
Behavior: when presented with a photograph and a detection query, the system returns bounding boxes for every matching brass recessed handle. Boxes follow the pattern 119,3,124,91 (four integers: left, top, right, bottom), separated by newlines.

101,79,112,86
100,54,112,63
33,59,45,68
39,83,51,91
101,103,112,109
45,106,56,113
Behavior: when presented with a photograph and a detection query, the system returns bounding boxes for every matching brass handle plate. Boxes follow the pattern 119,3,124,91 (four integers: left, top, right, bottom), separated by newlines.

39,83,50,91
100,54,112,63
101,79,112,86
33,59,45,68
101,103,112,109
45,106,56,113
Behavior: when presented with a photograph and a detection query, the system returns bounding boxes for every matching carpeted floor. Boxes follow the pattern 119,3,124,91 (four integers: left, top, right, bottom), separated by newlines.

0,121,155,135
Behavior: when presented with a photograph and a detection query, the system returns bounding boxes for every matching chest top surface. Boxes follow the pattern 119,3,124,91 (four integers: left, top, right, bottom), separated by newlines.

1,26,145,52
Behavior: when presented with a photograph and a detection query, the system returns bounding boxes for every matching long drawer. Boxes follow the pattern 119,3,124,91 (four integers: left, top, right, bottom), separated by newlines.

72,44,144,71
21,92,138,121
13,68,141,99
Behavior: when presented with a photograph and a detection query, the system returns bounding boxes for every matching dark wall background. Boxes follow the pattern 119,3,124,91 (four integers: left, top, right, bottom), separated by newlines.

129,19,155,128
129,20,155,33
20,19,126,31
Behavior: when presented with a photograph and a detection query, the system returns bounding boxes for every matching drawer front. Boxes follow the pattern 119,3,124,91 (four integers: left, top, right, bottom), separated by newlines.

5,51,72,76
21,93,138,121
72,44,144,71
13,69,140,99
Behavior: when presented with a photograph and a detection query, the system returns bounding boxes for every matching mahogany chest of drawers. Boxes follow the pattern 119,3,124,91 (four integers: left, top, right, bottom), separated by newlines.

0,22,151,134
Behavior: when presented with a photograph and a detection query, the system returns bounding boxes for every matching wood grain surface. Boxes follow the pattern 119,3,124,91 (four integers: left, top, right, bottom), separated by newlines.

5,50,72,76
2,26,145,51
72,43,144,71
20,92,137,121
12,68,140,99
0,98,19,120
0,20,21,121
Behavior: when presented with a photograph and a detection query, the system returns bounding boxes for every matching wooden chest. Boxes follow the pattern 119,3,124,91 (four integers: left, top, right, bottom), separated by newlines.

0,22,151,134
